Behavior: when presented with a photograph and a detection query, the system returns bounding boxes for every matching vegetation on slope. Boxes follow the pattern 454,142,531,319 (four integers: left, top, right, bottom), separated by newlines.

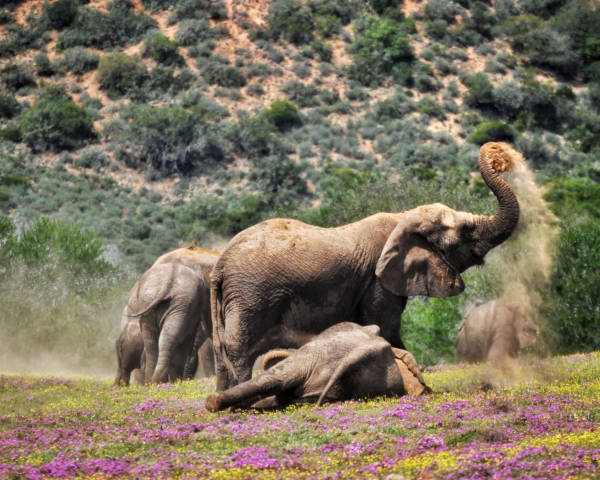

0,0,599,363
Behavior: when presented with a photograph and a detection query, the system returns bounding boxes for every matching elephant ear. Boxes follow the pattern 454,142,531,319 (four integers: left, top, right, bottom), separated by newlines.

375,217,465,297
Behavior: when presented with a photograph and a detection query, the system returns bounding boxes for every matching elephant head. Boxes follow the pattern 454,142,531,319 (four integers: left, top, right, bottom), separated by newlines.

510,305,539,349
376,142,521,298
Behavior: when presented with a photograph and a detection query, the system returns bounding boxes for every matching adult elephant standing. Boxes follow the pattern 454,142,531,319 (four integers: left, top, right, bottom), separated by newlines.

211,142,522,390
115,246,220,385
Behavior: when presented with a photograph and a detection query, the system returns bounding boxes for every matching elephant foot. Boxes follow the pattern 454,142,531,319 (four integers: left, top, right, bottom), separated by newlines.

205,393,223,412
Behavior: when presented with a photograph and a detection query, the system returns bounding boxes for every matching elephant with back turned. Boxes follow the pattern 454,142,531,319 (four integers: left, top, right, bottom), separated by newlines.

211,142,523,391
206,322,430,411
115,246,219,385
455,299,539,364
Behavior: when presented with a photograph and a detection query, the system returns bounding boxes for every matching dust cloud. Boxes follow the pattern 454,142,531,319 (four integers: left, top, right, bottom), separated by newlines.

0,260,128,379
479,157,560,387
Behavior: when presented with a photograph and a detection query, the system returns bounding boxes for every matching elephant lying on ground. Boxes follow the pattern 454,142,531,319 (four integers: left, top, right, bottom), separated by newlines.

114,246,219,385
455,299,539,364
205,323,430,411
211,142,522,390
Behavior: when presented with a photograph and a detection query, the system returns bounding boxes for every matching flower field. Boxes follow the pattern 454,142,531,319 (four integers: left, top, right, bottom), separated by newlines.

1,353,599,479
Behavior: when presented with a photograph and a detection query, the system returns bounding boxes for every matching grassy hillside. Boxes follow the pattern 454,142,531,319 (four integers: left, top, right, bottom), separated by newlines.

1,0,600,365
1,352,599,478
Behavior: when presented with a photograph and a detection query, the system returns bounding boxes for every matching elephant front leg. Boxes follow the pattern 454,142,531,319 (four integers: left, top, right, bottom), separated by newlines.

206,372,284,412
360,279,407,349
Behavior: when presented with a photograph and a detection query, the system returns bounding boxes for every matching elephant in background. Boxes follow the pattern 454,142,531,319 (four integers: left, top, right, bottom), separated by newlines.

205,322,430,412
455,299,539,364
211,142,522,390
115,246,219,385
114,306,145,385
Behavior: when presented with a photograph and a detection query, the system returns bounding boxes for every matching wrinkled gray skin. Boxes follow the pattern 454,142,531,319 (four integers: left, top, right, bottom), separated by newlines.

205,323,428,411
115,247,219,385
211,143,522,390
455,300,539,363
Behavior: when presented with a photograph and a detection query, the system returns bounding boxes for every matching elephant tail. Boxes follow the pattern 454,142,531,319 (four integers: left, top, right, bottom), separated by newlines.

126,265,177,318
210,266,237,384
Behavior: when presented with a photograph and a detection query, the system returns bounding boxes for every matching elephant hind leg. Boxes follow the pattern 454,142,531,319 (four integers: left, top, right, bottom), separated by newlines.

140,319,159,384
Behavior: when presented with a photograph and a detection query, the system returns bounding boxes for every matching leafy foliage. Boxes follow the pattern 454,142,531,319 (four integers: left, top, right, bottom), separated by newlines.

58,0,156,50
96,53,148,98
264,100,302,131
268,0,315,45
350,15,415,85
20,97,97,152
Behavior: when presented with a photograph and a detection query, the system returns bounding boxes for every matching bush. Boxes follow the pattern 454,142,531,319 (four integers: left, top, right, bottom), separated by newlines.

44,0,78,29
96,53,148,98
350,15,414,85
227,115,281,159
58,0,156,50
417,97,445,120
113,104,202,175
20,97,97,152
1,62,36,91
143,33,180,65
34,52,54,77
0,216,122,370
545,217,600,353
464,72,494,107
544,177,600,220
264,100,302,131
470,120,515,145
246,83,265,97
64,47,99,74
249,154,308,208
0,92,20,119
281,80,321,107
176,18,218,46
202,61,246,87
268,0,314,45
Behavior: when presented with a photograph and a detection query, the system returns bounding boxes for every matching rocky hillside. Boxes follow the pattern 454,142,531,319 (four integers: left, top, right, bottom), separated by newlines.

1,0,600,267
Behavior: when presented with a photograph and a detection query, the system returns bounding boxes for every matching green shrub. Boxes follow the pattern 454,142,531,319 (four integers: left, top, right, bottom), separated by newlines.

0,23,46,58
402,296,461,366
545,217,600,353
1,62,36,91
96,53,148,98
281,80,321,107
64,47,99,74
544,177,600,219
264,100,302,131
21,97,97,152
58,0,156,50
144,33,180,65
0,126,21,143
176,18,219,46
350,15,414,85
470,120,516,145
249,154,308,208
268,0,314,45
34,52,54,77
417,97,445,120
113,104,202,174
227,114,281,159
464,72,494,107
0,92,20,119
246,83,265,97
202,62,246,87
44,0,79,29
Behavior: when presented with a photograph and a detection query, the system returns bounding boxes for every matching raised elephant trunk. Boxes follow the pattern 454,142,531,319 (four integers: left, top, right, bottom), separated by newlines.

475,142,521,251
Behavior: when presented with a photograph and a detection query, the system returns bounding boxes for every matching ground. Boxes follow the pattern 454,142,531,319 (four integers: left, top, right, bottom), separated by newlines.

1,352,599,479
